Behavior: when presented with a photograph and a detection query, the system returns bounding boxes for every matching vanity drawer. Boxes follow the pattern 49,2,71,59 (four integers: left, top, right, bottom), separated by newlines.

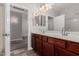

42,36,48,42
67,41,79,54
35,34,39,38
38,35,42,40
48,37,55,44
55,38,66,48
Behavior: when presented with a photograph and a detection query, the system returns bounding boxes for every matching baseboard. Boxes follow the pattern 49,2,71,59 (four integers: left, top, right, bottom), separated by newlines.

27,47,33,50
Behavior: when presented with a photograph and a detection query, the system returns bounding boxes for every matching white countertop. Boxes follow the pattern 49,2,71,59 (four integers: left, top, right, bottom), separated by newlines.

32,31,79,43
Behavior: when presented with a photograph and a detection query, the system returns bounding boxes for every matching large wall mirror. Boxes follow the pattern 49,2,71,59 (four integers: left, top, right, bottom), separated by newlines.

65,18,79,32
34,15,46,26
48,15,65,31
48,16,54,31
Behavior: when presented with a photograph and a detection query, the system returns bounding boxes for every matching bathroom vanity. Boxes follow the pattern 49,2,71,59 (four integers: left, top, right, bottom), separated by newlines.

31,33,79,56
32,11,79,56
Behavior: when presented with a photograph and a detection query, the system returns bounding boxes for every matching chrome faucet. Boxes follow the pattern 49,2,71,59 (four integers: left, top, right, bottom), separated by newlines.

61,27,69,36
61,27,65,35
39,28,46,33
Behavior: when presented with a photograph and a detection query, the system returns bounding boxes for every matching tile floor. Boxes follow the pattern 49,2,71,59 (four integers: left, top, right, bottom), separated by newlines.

11,48,38,56
11,38,38,56
11,39,27,50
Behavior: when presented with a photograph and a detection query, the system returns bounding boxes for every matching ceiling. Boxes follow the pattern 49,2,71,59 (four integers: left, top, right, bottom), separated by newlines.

50,3,79,20
12,3,79,20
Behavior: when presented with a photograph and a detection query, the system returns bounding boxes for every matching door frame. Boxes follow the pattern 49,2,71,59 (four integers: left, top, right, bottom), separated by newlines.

10,4,32,50
4,3,32,56
4,3,11,56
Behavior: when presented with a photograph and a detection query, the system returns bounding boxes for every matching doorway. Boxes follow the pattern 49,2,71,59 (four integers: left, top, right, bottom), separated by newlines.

10,6,28,56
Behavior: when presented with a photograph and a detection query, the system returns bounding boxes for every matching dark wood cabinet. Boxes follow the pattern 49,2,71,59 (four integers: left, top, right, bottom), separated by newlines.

31,34,36,51
55,47,77,56
48,37,55,44
43,42,54,56
36,36,43,55
31,33,79,56
31,36,34,48
67,41,79,54
42,36,54,56
42,36,48,42
55,39,66,48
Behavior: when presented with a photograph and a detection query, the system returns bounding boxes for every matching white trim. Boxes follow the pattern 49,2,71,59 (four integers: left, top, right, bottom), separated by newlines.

27,47,33,50
27,9,32,50
4,3,10,56
10,4,31,51
11,4,29,11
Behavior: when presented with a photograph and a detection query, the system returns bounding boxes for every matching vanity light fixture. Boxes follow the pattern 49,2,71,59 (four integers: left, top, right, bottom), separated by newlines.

32,11,37,16
33,10,41,16
40,4,49,12
33,3,52,16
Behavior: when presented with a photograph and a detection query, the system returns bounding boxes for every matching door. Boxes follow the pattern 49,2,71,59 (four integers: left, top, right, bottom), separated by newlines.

31,34,36,50
4,4,11,56
36,38,42,55
0,4,5,56
0,4,10,56
43,42,54,56
55,47,77,56
3,4,10,56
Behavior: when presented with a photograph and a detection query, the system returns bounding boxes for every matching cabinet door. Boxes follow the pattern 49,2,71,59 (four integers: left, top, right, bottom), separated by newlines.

36,39,43,56
31,36,34,48
67,41,79,54
55,47,77,56
31,34,36,51
55,39,66,48
43,42,54,56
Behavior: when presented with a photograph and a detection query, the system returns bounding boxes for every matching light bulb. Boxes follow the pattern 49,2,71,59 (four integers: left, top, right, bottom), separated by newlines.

32,3,52,17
